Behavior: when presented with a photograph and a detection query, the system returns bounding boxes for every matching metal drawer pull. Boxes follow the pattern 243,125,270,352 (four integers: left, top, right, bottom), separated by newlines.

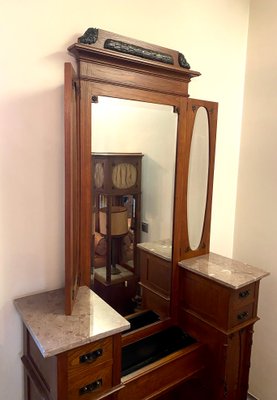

79,349,103,364
79,379,102,395
239,290,250,298
237,311,249,321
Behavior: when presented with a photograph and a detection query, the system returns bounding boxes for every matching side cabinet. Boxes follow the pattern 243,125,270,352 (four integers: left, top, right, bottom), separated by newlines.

178,267,261,400
21,327,122,400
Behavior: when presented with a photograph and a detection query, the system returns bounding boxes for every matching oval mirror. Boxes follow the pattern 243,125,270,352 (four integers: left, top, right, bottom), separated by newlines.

187,106,209,250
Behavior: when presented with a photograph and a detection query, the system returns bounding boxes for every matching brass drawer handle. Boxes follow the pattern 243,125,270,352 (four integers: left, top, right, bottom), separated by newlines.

79,379,102,395
237,311,249,321
239,290,250,298
79,349,103,364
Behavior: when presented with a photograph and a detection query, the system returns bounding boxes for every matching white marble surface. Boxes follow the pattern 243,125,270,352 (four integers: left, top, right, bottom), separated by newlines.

14,286,130,358
179,252,269,289
137,239,172,261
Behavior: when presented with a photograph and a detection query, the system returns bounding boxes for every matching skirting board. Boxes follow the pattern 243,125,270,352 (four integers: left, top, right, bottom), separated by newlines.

248,393,259,400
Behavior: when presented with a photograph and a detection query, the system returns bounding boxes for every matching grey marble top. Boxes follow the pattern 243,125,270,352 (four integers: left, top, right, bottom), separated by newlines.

137,239,172,261
178,252,269,289
14,286,130,358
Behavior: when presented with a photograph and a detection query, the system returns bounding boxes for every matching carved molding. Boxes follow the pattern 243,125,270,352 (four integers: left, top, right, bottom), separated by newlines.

104,39,174,65
78,28,99,45
77,28,191,70
178,53,190,69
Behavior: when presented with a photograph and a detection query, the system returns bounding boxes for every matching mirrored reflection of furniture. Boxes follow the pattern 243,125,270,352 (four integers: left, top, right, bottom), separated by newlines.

91,96,177,262
137,240,172,319
92,152,143,315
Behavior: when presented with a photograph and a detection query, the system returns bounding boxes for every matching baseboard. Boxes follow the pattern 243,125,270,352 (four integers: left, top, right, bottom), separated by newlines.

248,393,259,400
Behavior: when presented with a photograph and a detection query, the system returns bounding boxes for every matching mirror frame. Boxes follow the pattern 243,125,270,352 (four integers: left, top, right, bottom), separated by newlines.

64,28,217,331
180,99,218,263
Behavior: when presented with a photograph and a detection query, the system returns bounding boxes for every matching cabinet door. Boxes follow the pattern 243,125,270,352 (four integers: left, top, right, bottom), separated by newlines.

64,62,81,315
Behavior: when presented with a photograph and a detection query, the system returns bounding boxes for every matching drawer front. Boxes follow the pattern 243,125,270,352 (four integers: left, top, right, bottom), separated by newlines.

229,302,254,328
67,338,113,374
68,363,113,400
230,283,255,308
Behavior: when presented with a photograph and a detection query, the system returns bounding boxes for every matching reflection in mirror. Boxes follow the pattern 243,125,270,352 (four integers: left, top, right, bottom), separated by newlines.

91,97,177,325
187,106,209,251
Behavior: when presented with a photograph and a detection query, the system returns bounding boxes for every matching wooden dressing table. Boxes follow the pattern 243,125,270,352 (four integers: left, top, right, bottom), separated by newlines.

15,27,268,400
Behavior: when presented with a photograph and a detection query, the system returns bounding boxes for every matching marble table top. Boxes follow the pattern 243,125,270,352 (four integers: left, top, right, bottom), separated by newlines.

137,239,172,261
14,286,130,358
178,252,269,289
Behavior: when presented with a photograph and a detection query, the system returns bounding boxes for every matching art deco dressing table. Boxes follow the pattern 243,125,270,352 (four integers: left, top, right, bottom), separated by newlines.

15,27,268,400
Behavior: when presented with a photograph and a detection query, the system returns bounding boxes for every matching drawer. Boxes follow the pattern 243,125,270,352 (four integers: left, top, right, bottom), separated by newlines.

230,283,255,308
68,363,113,400
180,271,258,331
67,338,113,374
229,302,255,328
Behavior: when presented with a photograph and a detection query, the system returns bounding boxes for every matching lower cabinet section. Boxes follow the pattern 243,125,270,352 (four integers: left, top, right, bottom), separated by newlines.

178,267,259,400
22,328,123,400
21,263,264,400
22,325,207,400
178,308,254,400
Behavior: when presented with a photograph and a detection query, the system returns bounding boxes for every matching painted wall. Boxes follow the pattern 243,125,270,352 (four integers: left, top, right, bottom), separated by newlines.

0,1,249,398
233,0,277,398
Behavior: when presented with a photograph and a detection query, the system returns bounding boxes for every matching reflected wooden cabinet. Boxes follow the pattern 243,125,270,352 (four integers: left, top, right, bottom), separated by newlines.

91,152,143,315
138,247,171,319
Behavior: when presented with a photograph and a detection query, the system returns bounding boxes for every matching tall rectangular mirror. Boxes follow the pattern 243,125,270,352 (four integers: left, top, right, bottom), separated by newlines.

91,96,177,324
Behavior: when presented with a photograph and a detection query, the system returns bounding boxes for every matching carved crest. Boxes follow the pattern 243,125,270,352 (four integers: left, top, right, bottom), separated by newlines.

104,39,174,65
78,28,99,45
178,53,190,69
